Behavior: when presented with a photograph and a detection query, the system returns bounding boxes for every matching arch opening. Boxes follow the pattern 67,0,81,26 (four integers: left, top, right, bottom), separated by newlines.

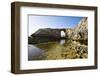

60,31,66,37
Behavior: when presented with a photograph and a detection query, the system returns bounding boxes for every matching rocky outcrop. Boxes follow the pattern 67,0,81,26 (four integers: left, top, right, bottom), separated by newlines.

71,18,88,40
31,28,61,38
60,40,88,59
65,28,73,38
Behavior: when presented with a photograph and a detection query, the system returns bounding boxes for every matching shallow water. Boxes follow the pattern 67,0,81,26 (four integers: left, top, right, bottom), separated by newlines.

28,45,45,60
28,39,66,60
28,39,88,60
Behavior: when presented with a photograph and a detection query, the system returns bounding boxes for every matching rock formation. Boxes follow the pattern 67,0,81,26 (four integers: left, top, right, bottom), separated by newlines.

29,17,88,44
28,17,88,60
65,28,73,38
31,28,61,38
30,17,88,40
71,17,88,40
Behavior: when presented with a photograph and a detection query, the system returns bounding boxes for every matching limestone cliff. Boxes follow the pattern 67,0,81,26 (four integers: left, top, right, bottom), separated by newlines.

65,28,73,38
71,17,88,40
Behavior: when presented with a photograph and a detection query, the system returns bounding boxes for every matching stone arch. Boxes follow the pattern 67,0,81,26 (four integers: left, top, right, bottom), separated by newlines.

60,29,66,38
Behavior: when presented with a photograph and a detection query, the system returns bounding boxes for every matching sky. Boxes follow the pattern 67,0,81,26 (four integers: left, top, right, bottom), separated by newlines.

28,15,84,36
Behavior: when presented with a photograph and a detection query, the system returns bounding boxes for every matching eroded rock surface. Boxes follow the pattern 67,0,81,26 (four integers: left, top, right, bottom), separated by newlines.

28,17,88,60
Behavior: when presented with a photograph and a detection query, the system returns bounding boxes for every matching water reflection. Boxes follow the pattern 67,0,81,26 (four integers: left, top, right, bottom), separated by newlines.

60,39,65,45
28,37,88,60
28,39,66,60
28,45,45,60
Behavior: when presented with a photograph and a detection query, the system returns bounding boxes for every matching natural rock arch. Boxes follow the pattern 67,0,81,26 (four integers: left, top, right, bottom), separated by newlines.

59,29,66,38
60,30,66,37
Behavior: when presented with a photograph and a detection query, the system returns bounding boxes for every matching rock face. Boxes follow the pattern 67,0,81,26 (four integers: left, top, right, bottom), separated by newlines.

65,28,73,38
31,28,61,38
71,18,88,40
29,28,65,44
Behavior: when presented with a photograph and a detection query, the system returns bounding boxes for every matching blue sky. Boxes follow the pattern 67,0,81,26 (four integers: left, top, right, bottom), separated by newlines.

28,15,84,36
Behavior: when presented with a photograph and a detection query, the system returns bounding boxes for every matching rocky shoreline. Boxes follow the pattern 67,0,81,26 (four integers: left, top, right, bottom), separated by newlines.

28,17,88,60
